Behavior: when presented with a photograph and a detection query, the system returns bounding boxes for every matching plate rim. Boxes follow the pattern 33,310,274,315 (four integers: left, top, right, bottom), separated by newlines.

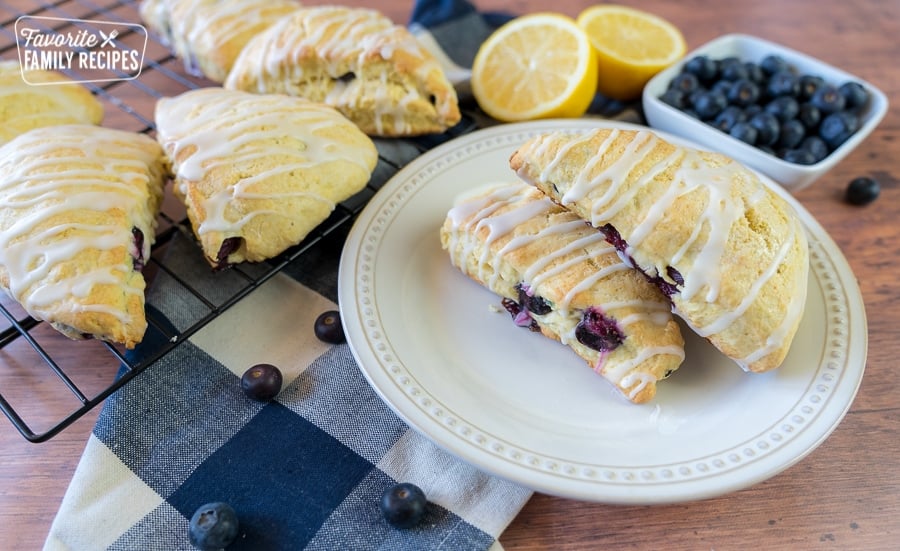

338,119,868,503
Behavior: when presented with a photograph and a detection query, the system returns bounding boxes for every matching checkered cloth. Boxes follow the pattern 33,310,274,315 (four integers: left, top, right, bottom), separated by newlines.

45,1,642,548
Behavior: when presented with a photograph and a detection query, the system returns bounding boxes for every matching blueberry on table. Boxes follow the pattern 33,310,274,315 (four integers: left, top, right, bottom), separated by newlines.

845,177,880,206
241,363,283,402
189,502,239,550
381,482,428,529
314,310,346,344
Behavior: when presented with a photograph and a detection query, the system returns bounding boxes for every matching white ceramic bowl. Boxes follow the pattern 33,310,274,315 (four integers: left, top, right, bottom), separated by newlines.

642,33,888,192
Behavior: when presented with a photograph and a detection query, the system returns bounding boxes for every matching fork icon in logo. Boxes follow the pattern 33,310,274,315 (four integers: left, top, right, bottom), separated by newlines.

98,29,118,48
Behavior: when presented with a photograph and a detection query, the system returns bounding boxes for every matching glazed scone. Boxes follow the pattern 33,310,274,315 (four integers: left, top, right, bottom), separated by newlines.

0,125,166,348
0,61,103,145
441,181,684,403
224,5,461,137
139,0,302,83
510,128,809,373
154,87,378,268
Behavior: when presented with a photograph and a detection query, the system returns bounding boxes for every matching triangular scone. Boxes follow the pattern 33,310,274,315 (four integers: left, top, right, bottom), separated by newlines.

155,87,378,268
510,128,809,373
441,182,684,403
139,0,302,83
224,5,461,137
0,61,103,145
0,125,166,348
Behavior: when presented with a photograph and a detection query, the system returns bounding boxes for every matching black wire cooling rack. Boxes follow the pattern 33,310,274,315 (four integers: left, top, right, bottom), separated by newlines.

0,0,478,442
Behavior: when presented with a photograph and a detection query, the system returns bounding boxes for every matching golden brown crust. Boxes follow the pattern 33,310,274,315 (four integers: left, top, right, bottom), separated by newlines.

510,128,809,373
0,61,103,145
441,182,684,403
0,125,166,348
154,87,378,268
140,0,302,83
224,6,461,137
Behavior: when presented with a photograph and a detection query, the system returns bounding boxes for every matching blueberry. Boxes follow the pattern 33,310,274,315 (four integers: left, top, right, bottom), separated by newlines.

516,283,551,315
314,310,346,344
777,119,806,149
765,96,800,122
575,307,624,352
668,72,701,95
726,79,760,107
819,111,860,149
710,79,733,96
797,102,822,130
744,62,765,84
800,135,829,162
767,71,800,98
381,483,427,529
692,90,728,119
810,85,847,114
760,54,790,75
683,55,718,83
845,176,880,205
782,149,818,165
799,75,825,101
839,81,869,111
749,112,781,146
189,502,239,550
729,121,758,145
720,60,749,82
241,363,283,402
659,88,687,109
712,105,746,132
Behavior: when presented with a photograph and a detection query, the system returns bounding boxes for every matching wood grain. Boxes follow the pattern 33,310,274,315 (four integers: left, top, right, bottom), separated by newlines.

1,1,898,550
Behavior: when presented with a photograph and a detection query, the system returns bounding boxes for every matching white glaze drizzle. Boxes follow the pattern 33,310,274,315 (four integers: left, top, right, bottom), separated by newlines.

228,6,455,134
155,88,375,237
0,126,161,325
445,182,680,393
515,129,807,368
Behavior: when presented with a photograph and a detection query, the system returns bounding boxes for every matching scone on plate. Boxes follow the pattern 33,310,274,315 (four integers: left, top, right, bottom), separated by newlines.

510,127,809,373
0,125,167,348
0,61,103,145
224,5,461,137
441,181,684,404
139,0,302,83
154,87,378,268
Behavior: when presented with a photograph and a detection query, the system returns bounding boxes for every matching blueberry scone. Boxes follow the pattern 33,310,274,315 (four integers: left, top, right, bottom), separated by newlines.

155,87,378,269
441,181,684,403
510,128,809,373
139,0,302,83
0,60,103,145
224,5,461,137
0,125,167,348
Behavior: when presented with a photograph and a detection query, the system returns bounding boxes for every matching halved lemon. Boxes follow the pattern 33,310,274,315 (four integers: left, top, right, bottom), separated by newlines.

576,5,686,101
471,13,598,122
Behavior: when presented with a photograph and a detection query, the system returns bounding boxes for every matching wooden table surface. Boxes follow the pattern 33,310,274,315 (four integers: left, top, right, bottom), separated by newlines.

1,0,898,549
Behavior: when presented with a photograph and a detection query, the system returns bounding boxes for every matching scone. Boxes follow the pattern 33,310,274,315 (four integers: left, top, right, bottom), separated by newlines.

0,61,103,145
139,0,302,83
0,125,167,348
510,128,809,373
224,5,461,137
154,87,378,268
441,181,684,403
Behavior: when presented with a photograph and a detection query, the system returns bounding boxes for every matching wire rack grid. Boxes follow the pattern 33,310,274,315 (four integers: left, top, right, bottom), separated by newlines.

0,0,477,442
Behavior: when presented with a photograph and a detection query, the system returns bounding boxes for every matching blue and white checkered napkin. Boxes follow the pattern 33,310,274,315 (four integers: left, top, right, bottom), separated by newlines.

45,1,536,550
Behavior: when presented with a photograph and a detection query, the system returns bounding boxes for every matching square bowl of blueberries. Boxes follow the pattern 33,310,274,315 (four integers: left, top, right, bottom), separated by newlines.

642,33,888,193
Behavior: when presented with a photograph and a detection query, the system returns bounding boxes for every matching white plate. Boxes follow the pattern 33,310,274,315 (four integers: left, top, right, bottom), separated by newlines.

338,119,867,504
